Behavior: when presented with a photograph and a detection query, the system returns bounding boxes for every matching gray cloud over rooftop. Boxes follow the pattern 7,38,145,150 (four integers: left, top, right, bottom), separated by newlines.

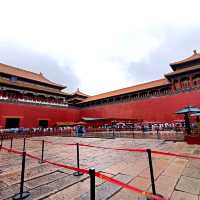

0,41,80,92
127,26,200,84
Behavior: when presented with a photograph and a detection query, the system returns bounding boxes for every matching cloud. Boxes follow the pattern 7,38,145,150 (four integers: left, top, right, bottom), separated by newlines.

127,26,200,83
0,41,79,92
0,0,200,95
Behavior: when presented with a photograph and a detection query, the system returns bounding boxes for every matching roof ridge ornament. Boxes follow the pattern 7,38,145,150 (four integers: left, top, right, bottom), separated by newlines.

193,49,197,55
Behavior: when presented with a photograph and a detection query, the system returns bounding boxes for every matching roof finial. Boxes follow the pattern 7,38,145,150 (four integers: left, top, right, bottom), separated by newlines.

77,88,80,92
193,49,197,55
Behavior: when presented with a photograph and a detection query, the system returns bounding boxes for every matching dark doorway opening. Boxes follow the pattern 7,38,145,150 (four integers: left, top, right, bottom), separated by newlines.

5,118,20,129
39,120,48,128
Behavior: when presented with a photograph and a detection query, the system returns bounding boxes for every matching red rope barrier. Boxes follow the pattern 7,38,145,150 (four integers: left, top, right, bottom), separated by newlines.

151,150,200,160
27,138,200,160
79,143,146,152
80,143,200,160
95,172,166,200
1,146,22,156
0,146,165,200
27,138,75,146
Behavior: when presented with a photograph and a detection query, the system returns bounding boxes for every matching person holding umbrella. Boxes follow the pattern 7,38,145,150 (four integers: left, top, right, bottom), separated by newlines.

176,105,200,135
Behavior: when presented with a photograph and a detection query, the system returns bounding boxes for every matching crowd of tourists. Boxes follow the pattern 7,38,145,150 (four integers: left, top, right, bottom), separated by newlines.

0,122,185,135
99,122,184,132
0,126,71,134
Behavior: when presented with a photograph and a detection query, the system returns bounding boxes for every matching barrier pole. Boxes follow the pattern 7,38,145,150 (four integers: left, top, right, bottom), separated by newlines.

112,127,115,139
0,135,3,150
40,140,45,163
23,138,26,152
10,137,13,151
12,151,30,200
132,128,135,138
73,143,83,176
0,136,3,173
147,149,156,195
89,168,95,200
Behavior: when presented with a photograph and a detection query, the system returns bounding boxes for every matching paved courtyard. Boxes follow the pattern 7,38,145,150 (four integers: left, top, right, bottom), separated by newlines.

0,136,200,200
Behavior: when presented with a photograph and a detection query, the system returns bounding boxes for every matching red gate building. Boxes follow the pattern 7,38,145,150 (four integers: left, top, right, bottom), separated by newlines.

1,50,200,128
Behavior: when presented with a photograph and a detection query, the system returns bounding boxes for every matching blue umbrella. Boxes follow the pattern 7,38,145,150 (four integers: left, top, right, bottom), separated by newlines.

176,106,200,114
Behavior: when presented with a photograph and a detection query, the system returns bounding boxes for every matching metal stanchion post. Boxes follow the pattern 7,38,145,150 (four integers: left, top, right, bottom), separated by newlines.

40,140,45,164
10,137,13,151
0,136,3,173
0,136,3,150
147,149,156,195
12,151,30,200
73,143,83,176
89,168,95,200
23,138,26,152
112,127,115,139
146,149,164,200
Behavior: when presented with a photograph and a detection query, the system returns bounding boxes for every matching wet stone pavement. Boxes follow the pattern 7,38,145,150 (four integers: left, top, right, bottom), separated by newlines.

0,136,200,200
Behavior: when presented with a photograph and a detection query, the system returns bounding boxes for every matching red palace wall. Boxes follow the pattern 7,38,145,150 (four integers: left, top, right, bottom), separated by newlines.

1,91,200,128
0,103,80,128
80,91,200,122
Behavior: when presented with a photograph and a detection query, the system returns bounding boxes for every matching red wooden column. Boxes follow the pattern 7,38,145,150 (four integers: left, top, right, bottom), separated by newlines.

189,75,193,88
178,78,182,89
171,79,176,92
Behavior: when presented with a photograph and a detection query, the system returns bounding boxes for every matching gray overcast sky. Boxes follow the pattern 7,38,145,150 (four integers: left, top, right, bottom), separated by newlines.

0,0,200,95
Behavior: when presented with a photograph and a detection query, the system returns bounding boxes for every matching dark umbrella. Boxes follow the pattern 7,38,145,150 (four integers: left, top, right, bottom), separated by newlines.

176,105,200,114
176,106,200,135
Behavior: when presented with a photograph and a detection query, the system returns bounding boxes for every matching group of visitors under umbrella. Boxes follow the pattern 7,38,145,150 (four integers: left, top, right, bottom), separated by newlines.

176,105,200,135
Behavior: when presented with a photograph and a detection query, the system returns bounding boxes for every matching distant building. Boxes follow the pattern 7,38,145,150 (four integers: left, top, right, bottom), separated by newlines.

1,50,200,128
78,50,200,123
0,63,79,128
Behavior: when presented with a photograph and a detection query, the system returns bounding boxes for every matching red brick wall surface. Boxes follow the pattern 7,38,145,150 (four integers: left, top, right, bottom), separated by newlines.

0,103,80,128
1,91,200,128
80,92,200,122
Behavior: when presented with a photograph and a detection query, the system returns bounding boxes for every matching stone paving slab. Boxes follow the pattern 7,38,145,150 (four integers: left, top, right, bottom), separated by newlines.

170,190,198,200
175,176,200,195
74,173,133,200
1,137,200,199
110,176,150,200
0,183,29,200
162,159,187,178
46,172,115,200
0,163,57,185
140,164,164,180
182,166,200,179
0,164,14,173
187,160,200,169
24,170,68,189
0,180,8,190
6,174,88,200
102,158,148,178
154,175,178,199
46,179,90,200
